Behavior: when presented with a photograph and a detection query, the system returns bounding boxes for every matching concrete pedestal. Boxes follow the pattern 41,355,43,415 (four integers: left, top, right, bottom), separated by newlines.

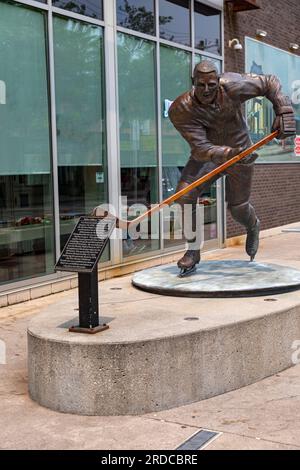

28,263,300,416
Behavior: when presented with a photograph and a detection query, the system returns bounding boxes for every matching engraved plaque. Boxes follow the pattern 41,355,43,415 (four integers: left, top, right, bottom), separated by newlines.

55,216,115,274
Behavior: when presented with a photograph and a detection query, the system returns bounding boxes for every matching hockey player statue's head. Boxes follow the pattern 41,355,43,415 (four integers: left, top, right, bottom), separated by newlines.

192,60,220,105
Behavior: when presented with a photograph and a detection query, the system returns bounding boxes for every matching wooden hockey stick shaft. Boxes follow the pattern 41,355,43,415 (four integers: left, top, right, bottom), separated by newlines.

96,131,279,229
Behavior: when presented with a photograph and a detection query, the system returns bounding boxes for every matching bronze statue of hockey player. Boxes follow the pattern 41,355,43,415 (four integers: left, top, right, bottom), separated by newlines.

169,60,296,277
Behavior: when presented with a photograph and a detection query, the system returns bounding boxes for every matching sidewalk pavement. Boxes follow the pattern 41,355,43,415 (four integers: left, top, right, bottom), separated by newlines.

1,229,300,450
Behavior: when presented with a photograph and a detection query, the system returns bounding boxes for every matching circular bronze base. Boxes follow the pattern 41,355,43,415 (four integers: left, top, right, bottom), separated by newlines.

132,260,300,298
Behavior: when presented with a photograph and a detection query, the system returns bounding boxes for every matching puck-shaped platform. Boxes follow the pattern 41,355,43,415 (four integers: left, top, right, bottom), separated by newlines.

132,260,300,298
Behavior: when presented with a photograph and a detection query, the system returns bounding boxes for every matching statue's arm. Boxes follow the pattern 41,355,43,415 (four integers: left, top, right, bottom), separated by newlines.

227,73,296,138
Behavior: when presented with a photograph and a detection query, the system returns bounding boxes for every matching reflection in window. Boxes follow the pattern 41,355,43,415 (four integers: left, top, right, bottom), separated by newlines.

160,46,218,246
160,46,191,247
0,3,54,284
52,0,103,20
194,1,221,56
117,0,155,35
246,37,300,163
159,0,190,47
117,33,159,257
53,18,109,261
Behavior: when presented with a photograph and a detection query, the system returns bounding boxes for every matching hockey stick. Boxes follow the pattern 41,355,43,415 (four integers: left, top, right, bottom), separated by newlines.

93,131,279,229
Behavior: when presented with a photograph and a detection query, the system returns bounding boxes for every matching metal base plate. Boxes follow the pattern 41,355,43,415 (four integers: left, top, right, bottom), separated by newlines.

69,324,109,334
132,260,300,298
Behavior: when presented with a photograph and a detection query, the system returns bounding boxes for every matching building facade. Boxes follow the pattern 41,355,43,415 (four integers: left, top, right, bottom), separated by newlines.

224,0,300,237
0,0,299,298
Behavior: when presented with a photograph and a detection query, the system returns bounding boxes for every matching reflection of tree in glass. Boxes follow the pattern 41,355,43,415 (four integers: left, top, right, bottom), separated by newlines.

118,34,156,123
54,19,105,151
118,0,172,35
52,1,98,19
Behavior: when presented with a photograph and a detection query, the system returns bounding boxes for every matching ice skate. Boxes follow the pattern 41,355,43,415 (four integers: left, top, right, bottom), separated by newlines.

177,249,201,277
246,219,260,262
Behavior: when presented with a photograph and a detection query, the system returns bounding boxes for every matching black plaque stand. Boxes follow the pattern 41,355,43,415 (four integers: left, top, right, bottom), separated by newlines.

55,216,116,335
69,270,109,334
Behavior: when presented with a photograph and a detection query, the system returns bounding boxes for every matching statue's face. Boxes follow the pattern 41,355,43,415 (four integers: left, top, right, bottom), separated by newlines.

193,72,219,105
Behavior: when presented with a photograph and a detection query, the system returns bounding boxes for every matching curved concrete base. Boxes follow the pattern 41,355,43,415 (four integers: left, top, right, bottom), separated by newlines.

28,275,300,416
132,261,300,297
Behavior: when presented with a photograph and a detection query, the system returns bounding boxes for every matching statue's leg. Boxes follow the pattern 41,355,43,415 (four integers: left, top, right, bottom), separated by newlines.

176,159,218,276
175,180,200,276
226,161,260,261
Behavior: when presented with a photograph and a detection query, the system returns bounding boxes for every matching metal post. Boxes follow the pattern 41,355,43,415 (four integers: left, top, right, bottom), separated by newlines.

69,270,109,334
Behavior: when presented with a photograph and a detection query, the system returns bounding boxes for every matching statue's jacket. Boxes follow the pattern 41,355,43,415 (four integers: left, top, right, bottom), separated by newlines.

168,72,288,164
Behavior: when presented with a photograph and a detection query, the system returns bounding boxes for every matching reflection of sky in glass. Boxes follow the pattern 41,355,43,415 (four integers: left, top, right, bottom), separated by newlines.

117,0,155,35
194,1,221,56
246,37,300,162
159,0,190,47
52,0,103,20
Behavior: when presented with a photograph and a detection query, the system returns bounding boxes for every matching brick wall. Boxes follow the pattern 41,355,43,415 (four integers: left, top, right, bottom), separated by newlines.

224,0,300,237
227,164,300,236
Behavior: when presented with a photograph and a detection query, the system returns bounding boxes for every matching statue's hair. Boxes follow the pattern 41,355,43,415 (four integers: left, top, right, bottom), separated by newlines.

193,60,219,77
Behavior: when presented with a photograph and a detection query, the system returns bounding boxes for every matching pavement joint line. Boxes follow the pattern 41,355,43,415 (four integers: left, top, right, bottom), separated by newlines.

100,296,158,305
145,417,300,449
145,416,207,431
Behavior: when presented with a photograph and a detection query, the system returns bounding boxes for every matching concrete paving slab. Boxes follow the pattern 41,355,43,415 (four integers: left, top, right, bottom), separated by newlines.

149,365,300,448
1,230,300,448
204,433,299,450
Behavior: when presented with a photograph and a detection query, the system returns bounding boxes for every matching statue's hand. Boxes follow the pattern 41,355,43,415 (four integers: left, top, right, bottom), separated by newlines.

212,146,243,165
272,113,296,140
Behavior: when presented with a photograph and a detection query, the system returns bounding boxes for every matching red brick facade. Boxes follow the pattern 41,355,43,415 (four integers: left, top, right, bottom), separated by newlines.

224,0,300,237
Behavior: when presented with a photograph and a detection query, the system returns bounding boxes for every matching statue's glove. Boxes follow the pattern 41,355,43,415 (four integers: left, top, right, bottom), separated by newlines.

211,146,243,165
272,95,296,139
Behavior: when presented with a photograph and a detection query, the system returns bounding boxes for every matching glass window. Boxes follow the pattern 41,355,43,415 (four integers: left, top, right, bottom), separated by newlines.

53,17,109,261
0,3,54,285
194,54,222,74
117,0,155,35
160,46,192,247
194,1,221,56
193,54,221,242
52,1,103,20
159,0,191,47
246,37,300,163
117,33,159,257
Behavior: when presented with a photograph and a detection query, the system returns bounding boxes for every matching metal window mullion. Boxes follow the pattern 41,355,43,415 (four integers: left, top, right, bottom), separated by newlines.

104,0,122,265
157,59,165,253
155,0,164,251
8,0,49,11
194,48,223,60
220,6,225,69
47,8,61,262
218,6,226,247
191,0,195,61
159,37,193,52
51,6,105,26
116,25,158,42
